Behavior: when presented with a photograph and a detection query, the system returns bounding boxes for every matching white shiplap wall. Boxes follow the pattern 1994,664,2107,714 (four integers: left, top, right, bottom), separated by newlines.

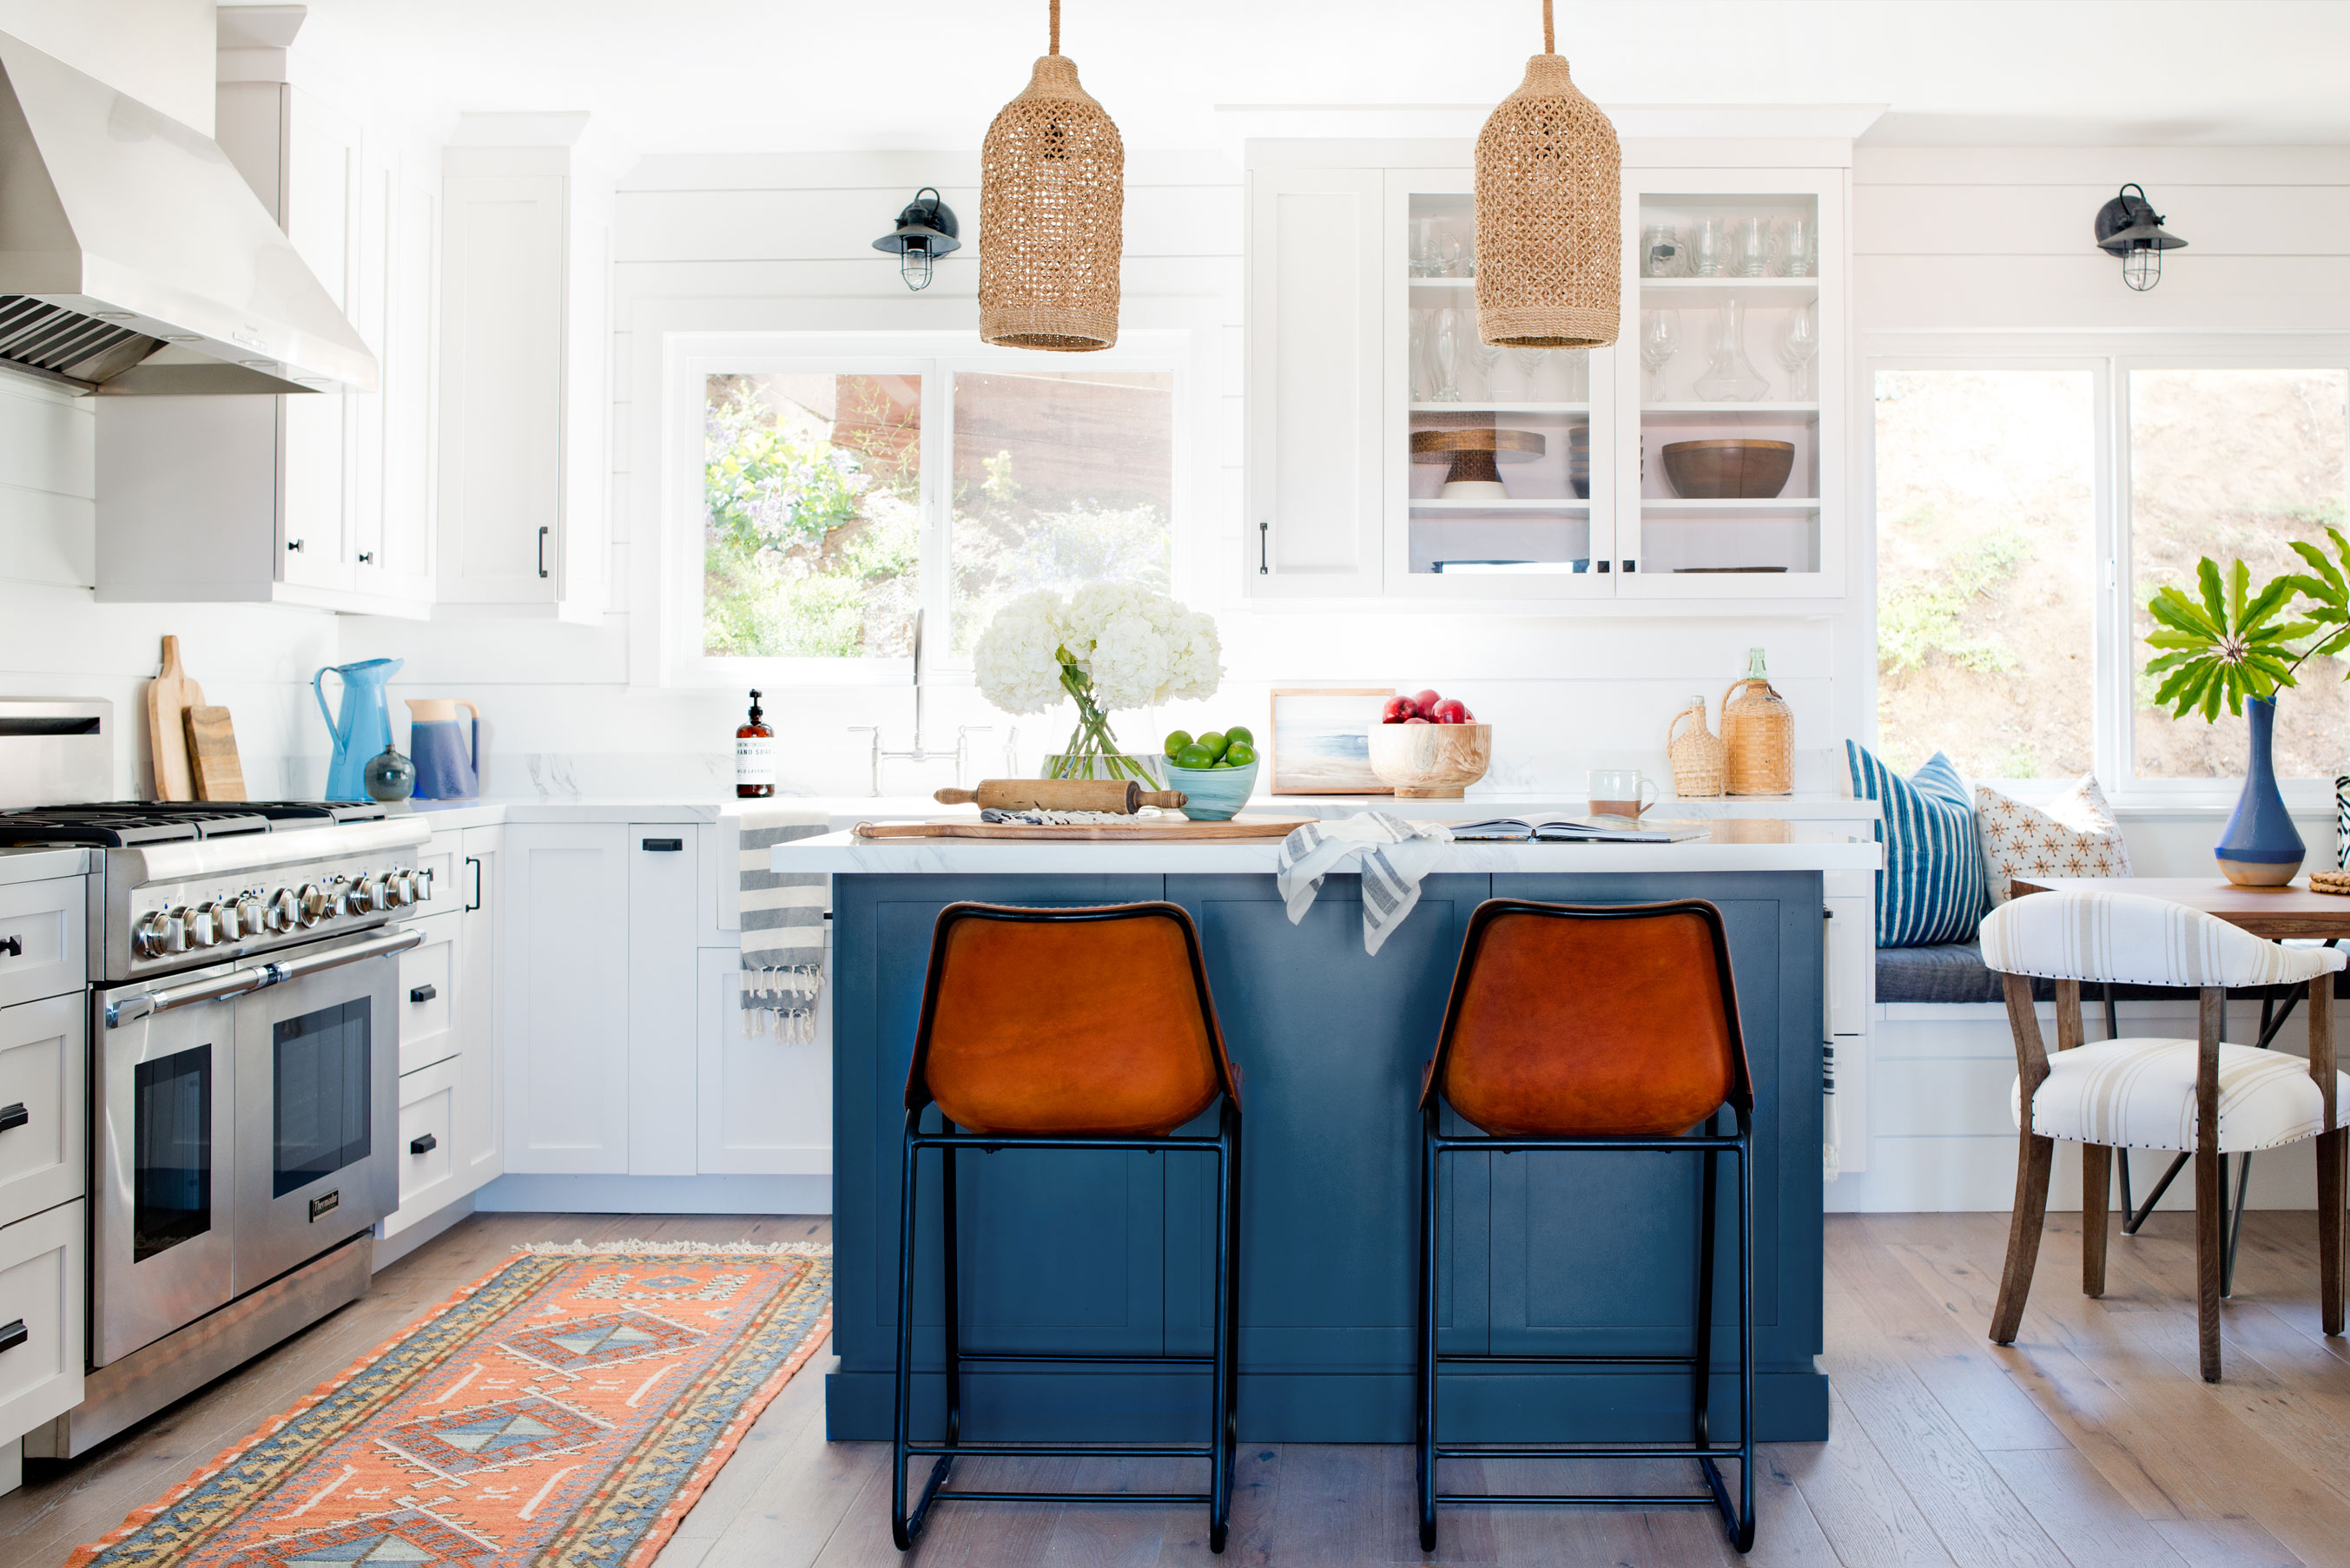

0,372,339,798
345,148,1855,800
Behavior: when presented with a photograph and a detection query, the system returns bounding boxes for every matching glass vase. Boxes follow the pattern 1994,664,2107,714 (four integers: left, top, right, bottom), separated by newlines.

1041,663,1164,785
1693,295,1769,402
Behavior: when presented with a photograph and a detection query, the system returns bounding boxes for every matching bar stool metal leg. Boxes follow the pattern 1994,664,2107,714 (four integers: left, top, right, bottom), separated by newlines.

1416,1102,1441,1552
890,1110,928,1551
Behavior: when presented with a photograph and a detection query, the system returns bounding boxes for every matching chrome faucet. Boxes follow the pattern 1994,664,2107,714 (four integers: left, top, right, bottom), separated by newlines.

848,609,990,796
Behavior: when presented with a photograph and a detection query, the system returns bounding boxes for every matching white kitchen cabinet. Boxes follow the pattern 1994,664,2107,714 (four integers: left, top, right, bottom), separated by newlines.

396,912,458,1076
0,1202,83,1452
629,828,700,1175
696,944,832,1176
435,118,616,623
453,826,504,1191
502,823,630,1173
1245,167,1387,596
93,75,435,619
391,1059,458,1227
0,997,83,1231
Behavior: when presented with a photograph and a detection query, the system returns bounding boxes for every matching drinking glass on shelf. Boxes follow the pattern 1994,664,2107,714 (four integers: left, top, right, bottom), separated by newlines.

1779,301,1819,400
1560,348,1589,402
1690,217,1727,277
1640,310,1680,402
1409,217,1439,278
1781,216,1819,278
1511,346,1549,402
1436,229,1467,279
1640,222,1683,278
1693,296,1768,401
1409,309,1434,401
1469,341,1503,402
1431,309,1462,401
1729,215,1777,278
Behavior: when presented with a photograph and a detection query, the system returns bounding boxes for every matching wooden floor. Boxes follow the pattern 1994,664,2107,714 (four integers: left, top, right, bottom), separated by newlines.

8,1208,2350,1566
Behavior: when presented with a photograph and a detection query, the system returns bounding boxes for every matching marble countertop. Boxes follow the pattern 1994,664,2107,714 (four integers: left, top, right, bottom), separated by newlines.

772,817,1882,875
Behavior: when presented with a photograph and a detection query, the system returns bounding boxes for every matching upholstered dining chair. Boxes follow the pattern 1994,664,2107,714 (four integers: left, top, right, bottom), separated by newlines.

1980,888,2349,1380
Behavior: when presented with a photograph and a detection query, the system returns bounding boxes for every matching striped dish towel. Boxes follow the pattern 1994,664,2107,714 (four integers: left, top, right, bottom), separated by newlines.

739,807,830,1041
1275,811,1454,956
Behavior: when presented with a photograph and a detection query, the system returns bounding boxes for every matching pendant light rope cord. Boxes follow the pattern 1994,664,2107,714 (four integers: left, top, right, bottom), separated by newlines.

1050,0,1060,54
1542,0,1554,53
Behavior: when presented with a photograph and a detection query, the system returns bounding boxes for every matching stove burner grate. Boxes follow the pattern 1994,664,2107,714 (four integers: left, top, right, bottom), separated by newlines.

0,800,388,847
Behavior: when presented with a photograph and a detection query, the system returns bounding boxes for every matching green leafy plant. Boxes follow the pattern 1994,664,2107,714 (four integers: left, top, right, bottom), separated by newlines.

2280,524,2350,669
2142,558,2316,720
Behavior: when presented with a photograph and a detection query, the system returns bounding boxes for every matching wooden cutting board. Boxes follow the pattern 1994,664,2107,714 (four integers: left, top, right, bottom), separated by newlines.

855,814,1310,841
147,636,205,801
183,706,247,801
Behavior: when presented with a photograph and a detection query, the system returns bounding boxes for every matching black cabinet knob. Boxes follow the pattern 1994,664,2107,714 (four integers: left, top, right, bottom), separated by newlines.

0,1103,25,1134
642,838,683,852
0,1320,27,1354
409,984,438,1004
409,1132,438,1155
0,935,19,958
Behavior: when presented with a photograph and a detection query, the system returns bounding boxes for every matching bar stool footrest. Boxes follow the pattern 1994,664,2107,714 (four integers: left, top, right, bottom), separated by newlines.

1434,1445,1745,1461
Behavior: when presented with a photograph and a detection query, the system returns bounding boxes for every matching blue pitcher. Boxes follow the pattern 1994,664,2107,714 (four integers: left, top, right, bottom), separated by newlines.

314,658,401,801
405,698,481,800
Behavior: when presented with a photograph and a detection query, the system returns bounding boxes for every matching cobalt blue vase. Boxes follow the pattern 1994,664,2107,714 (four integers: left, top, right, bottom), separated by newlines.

2215,695,2304,886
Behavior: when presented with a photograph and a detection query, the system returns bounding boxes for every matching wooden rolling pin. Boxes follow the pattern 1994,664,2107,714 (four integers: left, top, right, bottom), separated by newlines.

934,779,1188,814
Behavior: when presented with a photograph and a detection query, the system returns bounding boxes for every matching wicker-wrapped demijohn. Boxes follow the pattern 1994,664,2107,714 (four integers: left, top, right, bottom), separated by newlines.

979,0,1123,352
1667,695,1727,799
1473,0,1621,350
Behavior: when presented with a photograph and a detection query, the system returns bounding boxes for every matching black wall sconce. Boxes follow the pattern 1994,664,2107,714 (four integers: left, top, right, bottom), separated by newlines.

2094,183,2186,292
874,188,960,291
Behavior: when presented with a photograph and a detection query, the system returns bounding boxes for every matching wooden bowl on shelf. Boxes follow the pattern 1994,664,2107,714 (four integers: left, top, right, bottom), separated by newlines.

1367,722,1491,799
1661,438,1795,499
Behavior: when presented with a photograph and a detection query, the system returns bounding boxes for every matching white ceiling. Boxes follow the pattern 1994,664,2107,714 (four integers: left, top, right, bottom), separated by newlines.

273,0,2350,155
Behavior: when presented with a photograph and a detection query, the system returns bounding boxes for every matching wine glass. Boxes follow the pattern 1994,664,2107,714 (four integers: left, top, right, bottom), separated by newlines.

1779,301,1819,400
1469,341,1503,402
1511,346,1549,402
1409,309,1433,402
1431,309,1461,402
1640,310,1680,403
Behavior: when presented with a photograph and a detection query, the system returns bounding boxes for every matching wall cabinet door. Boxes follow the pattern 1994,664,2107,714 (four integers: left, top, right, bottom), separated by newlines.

1245,168,1386,596
278,87,360,591
453,827,503,1190
358,155,439,605
696,942,831,1176
501,824,629,1172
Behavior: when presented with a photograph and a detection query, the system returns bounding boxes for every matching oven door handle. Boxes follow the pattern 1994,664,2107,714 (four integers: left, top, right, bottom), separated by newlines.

106,928,424,1028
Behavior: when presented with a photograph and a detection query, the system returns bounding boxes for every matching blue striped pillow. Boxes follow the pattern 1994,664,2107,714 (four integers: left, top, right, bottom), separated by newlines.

1846,741,1986,947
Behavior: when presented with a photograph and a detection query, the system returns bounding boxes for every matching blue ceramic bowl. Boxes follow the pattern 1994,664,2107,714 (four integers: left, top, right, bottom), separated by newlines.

1165,760,1259,821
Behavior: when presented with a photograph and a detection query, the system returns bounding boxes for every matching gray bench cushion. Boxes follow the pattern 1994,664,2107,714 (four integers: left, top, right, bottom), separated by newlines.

1876,942,2346,1006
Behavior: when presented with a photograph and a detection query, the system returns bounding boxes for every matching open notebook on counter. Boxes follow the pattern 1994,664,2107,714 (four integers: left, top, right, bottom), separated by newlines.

1445,815,1706,844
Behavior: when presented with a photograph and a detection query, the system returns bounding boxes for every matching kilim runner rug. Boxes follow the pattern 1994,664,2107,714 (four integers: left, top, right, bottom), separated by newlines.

69,1240,832,1568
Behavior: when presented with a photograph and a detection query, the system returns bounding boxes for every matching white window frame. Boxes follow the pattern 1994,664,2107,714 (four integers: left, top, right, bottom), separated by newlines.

1866,334,2350,810
661,328,1195,688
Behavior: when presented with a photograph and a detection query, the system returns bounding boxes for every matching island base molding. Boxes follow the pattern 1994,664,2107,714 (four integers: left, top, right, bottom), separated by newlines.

825,1367,1830,1443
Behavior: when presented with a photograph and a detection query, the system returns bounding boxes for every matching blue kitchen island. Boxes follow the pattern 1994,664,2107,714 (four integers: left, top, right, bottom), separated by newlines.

773,822,1879,1445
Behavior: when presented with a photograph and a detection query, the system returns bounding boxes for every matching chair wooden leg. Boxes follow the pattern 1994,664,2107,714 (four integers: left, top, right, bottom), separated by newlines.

2320,1127,2346,1337
1991,1131,2055,1344
2195,1144,2224,1381
2081,1143,2111,1299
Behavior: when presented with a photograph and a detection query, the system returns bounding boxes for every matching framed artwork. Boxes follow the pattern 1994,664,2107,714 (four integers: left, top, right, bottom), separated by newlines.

1269,688,1395,795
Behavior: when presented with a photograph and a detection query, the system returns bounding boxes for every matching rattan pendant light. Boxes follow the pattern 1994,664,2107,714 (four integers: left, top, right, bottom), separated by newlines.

1474,0,1621,349
979,0,1124,352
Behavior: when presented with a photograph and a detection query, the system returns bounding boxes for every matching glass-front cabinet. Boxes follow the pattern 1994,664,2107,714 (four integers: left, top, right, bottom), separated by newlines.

1250,155,1844,602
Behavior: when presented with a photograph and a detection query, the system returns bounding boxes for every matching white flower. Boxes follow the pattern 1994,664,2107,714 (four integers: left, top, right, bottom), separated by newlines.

1091,614,1174,709
973,590,1072,715
972,582,1221,719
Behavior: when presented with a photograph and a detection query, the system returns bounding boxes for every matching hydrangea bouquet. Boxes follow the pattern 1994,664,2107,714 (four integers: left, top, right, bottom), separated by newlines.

974,583,1224,781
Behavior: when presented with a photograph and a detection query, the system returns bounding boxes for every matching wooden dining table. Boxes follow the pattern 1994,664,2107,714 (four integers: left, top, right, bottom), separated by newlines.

2010,874,2347,1289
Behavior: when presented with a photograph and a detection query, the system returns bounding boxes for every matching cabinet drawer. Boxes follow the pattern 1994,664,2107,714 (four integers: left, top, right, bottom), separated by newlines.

413,838,460,915
0,1200,84,1443
398,913,458,1076
0,878,86,1009
0,996,83,1230
394,1064,456,1219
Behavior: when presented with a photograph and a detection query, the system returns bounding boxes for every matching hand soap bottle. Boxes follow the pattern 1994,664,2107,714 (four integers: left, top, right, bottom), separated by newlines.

736,688,776,799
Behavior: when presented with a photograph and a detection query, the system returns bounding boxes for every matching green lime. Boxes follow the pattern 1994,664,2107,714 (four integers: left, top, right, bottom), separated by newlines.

1225,724,1254,748
1163,728,1193,759
1224,741,1257,768
1174,743,1215,769
1197,729,1228,761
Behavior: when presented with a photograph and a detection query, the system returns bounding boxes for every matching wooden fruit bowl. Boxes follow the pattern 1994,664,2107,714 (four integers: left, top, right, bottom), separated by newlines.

1367,722,1491,799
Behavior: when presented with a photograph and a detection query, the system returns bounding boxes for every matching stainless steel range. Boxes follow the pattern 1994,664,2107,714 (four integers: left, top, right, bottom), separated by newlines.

0,701,435,1455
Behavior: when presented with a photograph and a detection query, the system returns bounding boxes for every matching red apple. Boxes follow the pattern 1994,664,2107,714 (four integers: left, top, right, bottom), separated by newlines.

1461,708,1476,723
1382,695,1418,724
1412,688,1442,715
1404,715,1433,725
1432,698,1468,725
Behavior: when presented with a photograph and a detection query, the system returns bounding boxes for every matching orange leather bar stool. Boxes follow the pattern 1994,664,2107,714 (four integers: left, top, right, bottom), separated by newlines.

1416,899,1758,1554
891,902,1244,1552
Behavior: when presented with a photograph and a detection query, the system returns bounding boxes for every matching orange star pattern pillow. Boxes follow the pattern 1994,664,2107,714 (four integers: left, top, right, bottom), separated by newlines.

1976,774,2131,906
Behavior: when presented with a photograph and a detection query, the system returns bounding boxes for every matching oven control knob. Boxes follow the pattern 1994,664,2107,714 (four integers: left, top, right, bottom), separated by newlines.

133,908,184,958
208,899,242,943
354,874,389,913
415,866,433,904
384,869,413,907
184,903,223,948
234,892,266,938
295,884,329,928
263,888,299,932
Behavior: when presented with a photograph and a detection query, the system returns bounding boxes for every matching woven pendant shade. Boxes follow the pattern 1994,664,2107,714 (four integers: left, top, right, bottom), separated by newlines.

1474,1,1621,350
979,1,1124,352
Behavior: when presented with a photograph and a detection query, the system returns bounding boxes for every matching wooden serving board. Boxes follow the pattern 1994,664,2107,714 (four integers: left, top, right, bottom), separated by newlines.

856,814,1310,841
147,636,205,801
183,706,247,801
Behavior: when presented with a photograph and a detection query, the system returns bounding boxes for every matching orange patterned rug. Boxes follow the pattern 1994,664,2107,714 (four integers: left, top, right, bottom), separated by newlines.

69,1240,832,1568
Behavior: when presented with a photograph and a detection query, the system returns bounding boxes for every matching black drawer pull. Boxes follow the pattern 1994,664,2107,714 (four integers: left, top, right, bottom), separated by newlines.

0,1319,25,1354
409,1132,438,1155
0,1103,26,1134
0,935,19,958
409,983,438,1004
642,837,683,852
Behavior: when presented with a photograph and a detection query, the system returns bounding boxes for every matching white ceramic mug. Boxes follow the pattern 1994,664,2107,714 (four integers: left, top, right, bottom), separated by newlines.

1589,768,1660,819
